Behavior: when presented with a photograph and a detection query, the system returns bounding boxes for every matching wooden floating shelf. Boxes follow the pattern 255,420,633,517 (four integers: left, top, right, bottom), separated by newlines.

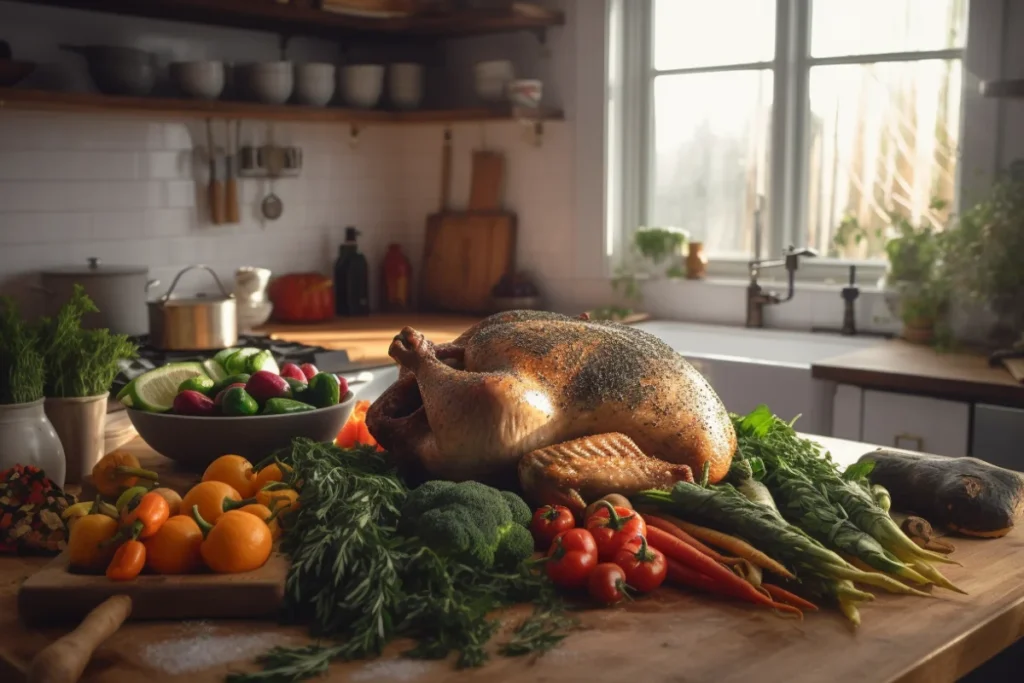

0,88,564,125
14,0,564,39
980,79,1024,99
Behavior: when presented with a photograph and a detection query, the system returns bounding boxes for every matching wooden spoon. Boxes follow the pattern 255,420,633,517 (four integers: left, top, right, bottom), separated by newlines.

28,595,132,683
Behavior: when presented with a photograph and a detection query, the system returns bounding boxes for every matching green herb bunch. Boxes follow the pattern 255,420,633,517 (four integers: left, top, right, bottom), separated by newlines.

0,297,45,404
232,439,571,683
37,285,137,398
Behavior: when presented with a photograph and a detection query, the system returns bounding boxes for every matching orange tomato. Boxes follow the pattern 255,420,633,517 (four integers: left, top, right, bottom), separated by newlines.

254,462,291,492
181,480,242,524
144,515,204,574
197,510,273,573
238,503,282,540
68,514,119,573
202,454,257,498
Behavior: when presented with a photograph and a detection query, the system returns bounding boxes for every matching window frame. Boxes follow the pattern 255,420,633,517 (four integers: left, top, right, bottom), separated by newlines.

619,0,968,281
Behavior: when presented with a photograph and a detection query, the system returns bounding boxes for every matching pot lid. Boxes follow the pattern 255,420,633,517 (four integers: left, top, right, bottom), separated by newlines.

42,257,147,276
158,292,235,306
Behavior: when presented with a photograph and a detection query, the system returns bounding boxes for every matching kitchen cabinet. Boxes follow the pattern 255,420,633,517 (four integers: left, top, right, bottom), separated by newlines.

860,390,970,456
972,404,1024,470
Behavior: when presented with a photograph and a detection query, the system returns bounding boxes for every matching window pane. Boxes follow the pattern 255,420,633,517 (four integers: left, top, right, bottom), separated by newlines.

811,0,967,58
805,60,961,259
650,71,773,257
654,0,775,70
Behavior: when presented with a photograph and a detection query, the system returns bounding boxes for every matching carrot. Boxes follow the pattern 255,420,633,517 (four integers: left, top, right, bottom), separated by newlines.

665,556,803,619
641,513,741,565
762,583,820,612
646,526,802,619
652,512,795,580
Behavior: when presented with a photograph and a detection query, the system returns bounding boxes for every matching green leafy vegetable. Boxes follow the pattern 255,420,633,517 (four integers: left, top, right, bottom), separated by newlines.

0,297,44,404
231,439,570,683
36,285,137,398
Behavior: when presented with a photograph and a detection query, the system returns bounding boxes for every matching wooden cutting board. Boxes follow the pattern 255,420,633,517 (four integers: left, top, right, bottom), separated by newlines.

18,551,288,627
468,151,506,211
421,211,516,314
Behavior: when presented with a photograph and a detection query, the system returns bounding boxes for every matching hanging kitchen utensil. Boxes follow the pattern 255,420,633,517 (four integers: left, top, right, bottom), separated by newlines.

206,118,225,225
261,123,284,221
148,265,237,350
224,119,239,224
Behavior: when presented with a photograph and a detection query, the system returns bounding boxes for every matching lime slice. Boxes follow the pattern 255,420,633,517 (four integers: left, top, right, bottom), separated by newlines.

246,349,280,375
202,358,229,384
123,362,206,413
116,380,134,401
224,348,260,375
213,347,240,368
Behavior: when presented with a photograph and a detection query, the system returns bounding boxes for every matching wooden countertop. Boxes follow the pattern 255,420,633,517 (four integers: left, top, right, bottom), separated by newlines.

3,435,1024,682
812,340,1024,408
256,314,482,365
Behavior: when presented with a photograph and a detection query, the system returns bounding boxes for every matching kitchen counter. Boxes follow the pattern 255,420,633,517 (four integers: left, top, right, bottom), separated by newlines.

812,340,1024,409
4,435,1024,683
256,314,482,365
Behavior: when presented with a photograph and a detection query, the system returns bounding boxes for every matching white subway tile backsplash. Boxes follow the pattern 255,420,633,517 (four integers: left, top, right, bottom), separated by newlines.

164,180,198,209
144,208,195,237
91,211,146,240
0,212,91,244
140,151,190,179
0,151,137,181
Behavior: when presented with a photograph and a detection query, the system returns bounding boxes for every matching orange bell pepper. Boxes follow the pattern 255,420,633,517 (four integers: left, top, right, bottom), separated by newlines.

144,515,204,574
335,400,384,451
106,539,146,581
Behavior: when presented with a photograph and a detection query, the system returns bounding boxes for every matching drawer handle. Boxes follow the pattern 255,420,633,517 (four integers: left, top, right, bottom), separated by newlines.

894,433,924,451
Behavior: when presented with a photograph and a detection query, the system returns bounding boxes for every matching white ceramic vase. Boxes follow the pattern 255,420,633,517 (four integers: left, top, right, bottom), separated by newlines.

0,400,67,488
44,394,107,486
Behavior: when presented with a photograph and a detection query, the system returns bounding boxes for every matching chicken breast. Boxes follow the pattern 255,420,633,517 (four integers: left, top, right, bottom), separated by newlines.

366,311,736,486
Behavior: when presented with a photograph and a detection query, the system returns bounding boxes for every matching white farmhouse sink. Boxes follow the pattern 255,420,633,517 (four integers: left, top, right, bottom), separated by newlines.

634,321,882,435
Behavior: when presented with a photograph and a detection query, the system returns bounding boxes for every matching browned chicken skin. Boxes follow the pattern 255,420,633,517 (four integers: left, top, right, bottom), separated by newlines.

366,311,736,490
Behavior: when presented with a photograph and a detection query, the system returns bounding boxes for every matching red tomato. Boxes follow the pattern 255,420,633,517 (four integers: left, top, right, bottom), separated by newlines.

268,273,334,323
586,501,646,562
546,528,598,590
588,562,630,605
530,505,575,550
613,536,667,593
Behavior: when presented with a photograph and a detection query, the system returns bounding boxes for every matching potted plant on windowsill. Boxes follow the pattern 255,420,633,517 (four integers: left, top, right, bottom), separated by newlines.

591,226,689,322
39,285,137,485
0,298,67,488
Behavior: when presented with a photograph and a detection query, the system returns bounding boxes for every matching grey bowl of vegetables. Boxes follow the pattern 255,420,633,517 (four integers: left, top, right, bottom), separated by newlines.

120,354,357,470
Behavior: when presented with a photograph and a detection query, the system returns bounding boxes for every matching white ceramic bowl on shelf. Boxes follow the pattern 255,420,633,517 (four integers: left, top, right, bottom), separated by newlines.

342,64,385,108
248,62,294,104
170,61,225,100
474,59,514,102
389,62,424,109
295,62,336,106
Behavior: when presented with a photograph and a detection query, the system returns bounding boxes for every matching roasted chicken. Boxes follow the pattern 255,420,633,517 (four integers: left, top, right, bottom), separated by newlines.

366,311,736,505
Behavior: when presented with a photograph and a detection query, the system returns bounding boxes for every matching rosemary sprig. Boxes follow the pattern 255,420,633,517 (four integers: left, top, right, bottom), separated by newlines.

230,439,571,683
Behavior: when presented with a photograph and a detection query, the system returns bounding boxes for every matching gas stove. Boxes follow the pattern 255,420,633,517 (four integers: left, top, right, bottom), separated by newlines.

111,334,386,399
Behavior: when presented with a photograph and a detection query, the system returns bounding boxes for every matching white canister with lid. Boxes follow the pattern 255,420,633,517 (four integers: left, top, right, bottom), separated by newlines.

38,257,159,336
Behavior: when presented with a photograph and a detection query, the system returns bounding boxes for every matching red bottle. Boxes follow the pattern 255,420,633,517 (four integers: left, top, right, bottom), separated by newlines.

381,244,412,312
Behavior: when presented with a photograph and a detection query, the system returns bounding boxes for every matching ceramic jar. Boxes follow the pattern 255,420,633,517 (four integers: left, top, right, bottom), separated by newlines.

0,400,66,488
44,394,107,486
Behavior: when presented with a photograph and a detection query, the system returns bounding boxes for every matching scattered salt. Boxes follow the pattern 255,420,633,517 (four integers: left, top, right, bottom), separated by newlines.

351,659,433,682
139,623,292,675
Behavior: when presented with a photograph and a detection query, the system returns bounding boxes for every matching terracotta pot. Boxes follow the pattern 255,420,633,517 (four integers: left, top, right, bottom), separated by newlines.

686,242,708,279
44,394,107,485
0,400,66,487
902,319,935,346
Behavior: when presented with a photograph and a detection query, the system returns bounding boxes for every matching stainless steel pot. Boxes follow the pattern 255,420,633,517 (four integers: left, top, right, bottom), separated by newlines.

39,257,158,336
148,265,237,351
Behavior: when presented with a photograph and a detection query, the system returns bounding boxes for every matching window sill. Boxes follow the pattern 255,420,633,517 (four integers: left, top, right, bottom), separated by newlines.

698,256,887,286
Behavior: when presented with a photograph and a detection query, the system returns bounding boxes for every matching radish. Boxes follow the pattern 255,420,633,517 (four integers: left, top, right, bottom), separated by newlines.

245,370,291,404
279,362,307,383
299,363,319,380
173,390,217,416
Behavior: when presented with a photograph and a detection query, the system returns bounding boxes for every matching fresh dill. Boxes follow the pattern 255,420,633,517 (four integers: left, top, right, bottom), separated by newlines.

0,296,45,404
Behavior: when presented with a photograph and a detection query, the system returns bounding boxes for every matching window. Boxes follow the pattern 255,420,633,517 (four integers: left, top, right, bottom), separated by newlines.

634,0,967,263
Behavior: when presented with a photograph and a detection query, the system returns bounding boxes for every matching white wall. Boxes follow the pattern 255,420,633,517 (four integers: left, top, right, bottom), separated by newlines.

0,1,407,309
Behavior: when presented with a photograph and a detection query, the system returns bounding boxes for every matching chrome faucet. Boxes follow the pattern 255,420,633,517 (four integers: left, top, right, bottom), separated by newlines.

746,245,818,328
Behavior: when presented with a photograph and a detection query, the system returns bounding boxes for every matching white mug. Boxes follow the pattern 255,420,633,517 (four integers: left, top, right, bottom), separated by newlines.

389,63,424,109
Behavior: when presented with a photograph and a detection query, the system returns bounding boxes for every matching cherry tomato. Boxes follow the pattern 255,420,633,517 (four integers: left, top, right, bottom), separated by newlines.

530,505,576,550
588,562,630,605
613,536,667,593
546,528,598,590
586,500,646,562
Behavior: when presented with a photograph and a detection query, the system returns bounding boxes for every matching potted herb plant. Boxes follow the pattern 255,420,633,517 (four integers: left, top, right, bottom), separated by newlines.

944,174,1024,348
878,208,948,344
0,298,66,488
591,226,689,321
39,286,137,485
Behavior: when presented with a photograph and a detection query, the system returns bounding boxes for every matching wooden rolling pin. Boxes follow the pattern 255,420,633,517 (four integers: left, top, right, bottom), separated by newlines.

28,596,132,683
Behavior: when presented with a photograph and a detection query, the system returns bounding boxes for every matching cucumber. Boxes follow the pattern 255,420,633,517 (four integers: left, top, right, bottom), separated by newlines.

262,398,317,415
246,349,280,376
224,348,261,375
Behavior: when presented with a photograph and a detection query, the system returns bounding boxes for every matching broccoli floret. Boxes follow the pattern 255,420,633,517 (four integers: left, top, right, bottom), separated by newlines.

501,490,532,528
401,481,534,569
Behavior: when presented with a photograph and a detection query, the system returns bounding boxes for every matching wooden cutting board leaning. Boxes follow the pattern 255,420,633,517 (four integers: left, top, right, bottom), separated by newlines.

421,135,516,314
